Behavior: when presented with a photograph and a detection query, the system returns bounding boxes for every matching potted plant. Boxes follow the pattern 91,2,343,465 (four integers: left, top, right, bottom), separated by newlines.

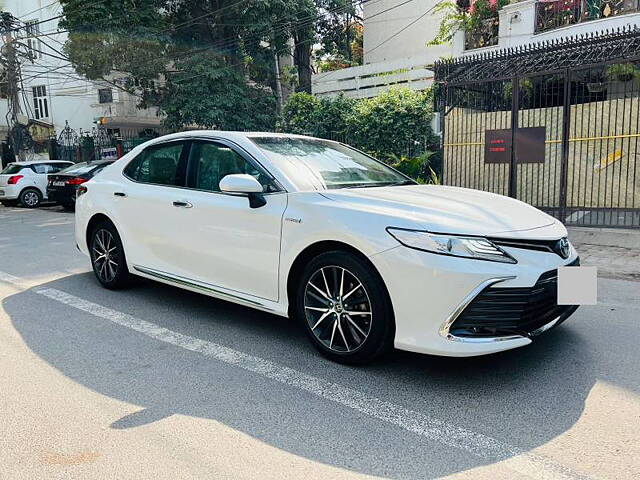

606,63,640,83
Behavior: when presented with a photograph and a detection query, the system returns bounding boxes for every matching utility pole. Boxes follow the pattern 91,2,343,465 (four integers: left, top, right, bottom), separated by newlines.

1,12,25,160
272,32,284,116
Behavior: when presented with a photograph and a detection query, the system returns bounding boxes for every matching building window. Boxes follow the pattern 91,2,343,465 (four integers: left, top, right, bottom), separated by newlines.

32,85,49,119
25,20,41,61
98,88,113,104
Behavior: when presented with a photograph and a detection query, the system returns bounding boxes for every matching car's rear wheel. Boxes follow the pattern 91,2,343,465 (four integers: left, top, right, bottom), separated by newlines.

90,221,130,289
296,251,394,364
19,188,42,208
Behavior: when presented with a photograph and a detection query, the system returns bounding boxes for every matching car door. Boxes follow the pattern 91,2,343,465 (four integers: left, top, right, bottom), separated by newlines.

113,140,189,274
167,139,287,301
31,163,52,198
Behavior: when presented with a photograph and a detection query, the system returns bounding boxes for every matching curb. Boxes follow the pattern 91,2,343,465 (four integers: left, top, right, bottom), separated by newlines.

568,226,640,249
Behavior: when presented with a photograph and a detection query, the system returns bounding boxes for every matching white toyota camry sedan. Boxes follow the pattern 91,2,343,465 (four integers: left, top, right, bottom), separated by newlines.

75,131,579,364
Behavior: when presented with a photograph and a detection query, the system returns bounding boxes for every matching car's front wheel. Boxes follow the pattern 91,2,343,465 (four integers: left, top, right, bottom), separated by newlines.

90,221,130,289
296,251,394,364
19,188,42,208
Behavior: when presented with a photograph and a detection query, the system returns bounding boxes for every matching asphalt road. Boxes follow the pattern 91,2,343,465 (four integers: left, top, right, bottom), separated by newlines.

1,206,639,480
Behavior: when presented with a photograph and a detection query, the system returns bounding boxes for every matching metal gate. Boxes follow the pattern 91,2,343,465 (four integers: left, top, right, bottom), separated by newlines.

434,27,640,228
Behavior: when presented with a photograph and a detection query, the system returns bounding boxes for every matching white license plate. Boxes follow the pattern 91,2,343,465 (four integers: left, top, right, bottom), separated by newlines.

558,266,597,305
52,181,66,187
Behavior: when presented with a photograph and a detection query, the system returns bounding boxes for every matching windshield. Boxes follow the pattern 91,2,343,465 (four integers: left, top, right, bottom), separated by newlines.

250,137,413,190
1,164,24,175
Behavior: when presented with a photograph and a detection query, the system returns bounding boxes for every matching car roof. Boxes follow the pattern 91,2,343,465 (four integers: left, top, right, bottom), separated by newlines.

149,130,332,143
11,160,73,165
67,160,114,166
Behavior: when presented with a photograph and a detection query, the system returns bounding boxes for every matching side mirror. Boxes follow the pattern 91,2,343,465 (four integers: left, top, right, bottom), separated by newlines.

219,174,264,193
219,174,266,208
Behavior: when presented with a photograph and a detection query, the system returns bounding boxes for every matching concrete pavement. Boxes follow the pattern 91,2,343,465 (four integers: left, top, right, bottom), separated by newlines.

1,206,639,480
568,227,640,281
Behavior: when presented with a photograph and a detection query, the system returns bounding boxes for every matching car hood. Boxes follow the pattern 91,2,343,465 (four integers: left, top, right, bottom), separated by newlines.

321,185,565,239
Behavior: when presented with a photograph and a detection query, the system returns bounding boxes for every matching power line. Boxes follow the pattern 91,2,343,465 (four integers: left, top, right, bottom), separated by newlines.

365,1,444,56
312,0,430,83
365,0,416,21
16,0,60,20
24,0,376,89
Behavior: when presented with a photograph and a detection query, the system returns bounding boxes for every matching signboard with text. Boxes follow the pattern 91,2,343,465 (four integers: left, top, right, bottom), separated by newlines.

484,127,546,164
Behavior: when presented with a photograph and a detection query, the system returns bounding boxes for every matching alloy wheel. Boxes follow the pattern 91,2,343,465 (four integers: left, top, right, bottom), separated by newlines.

23,191,39,207
304,265,372,353
91,229,119,283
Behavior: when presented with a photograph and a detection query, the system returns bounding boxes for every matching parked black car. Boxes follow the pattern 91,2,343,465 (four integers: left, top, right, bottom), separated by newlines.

47,161,115,209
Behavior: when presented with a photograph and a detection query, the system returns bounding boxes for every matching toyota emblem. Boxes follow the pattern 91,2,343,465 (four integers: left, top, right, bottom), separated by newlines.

557,237,570,259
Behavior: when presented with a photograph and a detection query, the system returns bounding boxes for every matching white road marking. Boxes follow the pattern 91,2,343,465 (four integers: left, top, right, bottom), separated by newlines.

0,272,592,480
0,271,21,285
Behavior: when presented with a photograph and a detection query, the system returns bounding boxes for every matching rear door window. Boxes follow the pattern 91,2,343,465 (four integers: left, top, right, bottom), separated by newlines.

1,164,24,174
124,142,186,186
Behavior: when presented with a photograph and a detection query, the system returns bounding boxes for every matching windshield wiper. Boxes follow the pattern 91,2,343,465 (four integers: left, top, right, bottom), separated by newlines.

338,180,417,189
387,180,416,186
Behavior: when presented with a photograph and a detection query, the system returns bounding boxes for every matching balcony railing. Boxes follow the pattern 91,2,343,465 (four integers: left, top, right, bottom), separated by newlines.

535,0,640,34
465,17,500,50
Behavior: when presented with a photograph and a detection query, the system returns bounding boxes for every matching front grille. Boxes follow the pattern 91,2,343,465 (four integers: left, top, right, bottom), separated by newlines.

449,258,580,338
490,237,570,259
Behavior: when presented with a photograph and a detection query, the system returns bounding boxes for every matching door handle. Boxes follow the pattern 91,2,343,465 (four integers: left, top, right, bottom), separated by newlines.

172,200,193,208
114,192,127,197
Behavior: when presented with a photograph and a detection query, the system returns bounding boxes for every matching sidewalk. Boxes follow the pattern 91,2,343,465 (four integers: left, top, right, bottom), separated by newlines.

568,227,640,282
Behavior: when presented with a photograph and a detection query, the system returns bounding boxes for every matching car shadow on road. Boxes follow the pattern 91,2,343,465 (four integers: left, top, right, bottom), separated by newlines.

4,272,627,479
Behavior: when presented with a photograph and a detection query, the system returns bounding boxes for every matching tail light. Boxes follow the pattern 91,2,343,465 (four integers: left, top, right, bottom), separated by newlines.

76,185,88,197
7,175,23,184
67,177,87,186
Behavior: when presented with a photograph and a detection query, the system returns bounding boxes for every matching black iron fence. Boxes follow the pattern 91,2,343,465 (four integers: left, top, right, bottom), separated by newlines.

50,122,166,164
434,27,640,228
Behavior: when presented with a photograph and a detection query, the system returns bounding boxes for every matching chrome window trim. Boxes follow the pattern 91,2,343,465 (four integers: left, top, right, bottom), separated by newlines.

121,136,287,194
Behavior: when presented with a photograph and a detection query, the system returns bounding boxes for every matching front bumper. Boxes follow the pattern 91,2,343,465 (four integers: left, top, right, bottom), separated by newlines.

369,243,580,357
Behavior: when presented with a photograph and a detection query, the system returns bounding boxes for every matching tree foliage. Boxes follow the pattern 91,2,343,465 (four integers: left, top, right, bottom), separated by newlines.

60,0,359,130
315,0,363,71
279,88,439,182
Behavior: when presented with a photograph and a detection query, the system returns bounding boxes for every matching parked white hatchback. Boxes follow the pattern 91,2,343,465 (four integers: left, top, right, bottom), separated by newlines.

0,160,74,208
75,131,580,363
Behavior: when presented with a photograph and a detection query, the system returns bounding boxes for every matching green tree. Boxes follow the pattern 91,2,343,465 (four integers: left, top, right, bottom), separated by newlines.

59,0,321,129
315,0,363,70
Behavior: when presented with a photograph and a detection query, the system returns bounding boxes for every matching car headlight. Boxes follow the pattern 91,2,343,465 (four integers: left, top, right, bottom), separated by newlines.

386,228,517,264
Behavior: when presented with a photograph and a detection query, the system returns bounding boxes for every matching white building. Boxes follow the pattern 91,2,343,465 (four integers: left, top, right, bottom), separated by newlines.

312,0,640,98
0,0,163,146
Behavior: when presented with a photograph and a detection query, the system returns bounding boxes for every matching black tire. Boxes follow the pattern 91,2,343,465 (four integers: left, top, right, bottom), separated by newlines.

89,220,131,289
62,202,75,211
19,188,42,208
295,250,394,364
